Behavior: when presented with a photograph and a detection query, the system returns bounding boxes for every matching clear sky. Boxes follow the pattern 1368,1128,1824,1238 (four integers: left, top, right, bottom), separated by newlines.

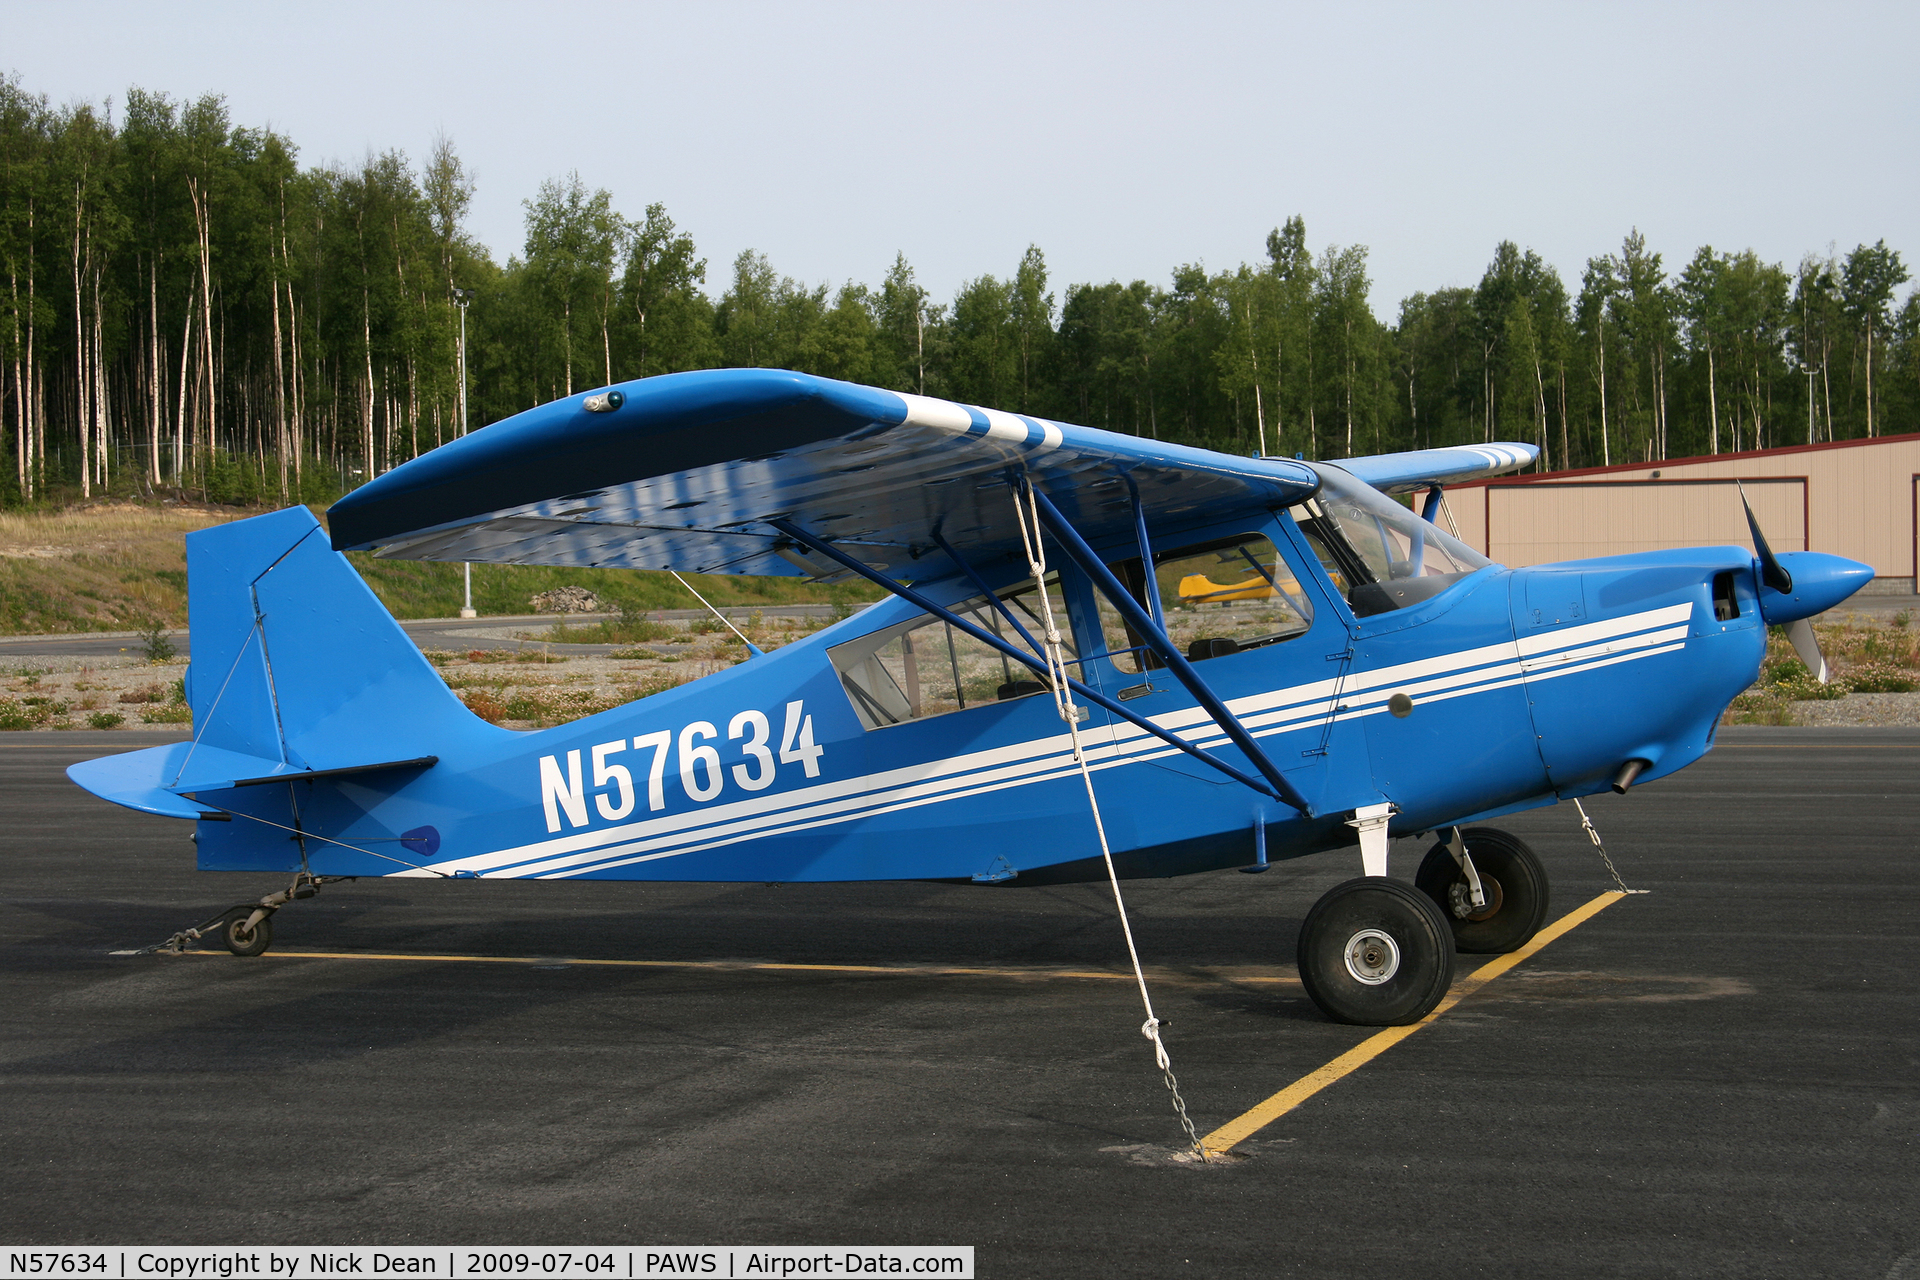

11,0,1917,314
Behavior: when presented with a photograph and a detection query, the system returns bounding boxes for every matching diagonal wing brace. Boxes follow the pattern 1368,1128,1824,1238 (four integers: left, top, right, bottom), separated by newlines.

1025,487,1313,817
767,519,1309,812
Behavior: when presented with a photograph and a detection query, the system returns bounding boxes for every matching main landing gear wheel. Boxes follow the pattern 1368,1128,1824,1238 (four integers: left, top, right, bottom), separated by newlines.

1414,826,1550,955
1297,877,1454,1026
220,907,273,957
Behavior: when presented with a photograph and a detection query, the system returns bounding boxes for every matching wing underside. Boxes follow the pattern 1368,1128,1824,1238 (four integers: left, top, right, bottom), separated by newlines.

328,370,1323,584
1329,443,1539,493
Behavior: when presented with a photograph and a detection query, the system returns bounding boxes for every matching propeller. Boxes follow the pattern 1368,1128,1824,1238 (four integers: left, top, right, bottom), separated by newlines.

1739,481,1792,594
1739,482,1828,683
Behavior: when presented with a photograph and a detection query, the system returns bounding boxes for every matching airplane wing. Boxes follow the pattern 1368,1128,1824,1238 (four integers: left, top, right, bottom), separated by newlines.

327,369,1323,584
1329,443,1539,494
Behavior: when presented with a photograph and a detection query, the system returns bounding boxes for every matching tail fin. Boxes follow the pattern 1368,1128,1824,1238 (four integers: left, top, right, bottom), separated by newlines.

187,506,501,769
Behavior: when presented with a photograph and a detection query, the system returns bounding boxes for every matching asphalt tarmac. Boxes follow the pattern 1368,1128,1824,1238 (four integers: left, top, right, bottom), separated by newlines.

3,728,1917,1277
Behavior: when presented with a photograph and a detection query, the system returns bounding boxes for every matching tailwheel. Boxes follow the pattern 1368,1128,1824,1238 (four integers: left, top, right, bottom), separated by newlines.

1297,877,1454,1026
221,907,274,957
1415,826,1549,955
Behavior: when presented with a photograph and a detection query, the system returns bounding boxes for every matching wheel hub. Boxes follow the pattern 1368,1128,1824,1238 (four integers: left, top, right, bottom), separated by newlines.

1343,929,1401,985
1449,873,1505,922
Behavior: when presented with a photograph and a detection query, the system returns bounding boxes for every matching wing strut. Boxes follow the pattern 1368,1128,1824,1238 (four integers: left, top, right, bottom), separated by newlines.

766,518,1305,810
1025,486,1313,817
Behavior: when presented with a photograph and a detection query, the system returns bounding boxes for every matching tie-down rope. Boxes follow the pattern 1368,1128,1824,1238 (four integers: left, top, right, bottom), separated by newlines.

1010,478,1210,1161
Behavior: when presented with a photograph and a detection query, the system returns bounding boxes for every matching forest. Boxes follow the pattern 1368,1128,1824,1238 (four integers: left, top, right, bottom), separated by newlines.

3,74,1916,511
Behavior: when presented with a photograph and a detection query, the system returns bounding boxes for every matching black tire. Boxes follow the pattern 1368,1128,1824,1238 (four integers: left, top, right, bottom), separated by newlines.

221,907,272,957
1297,877,1454,1026
1415,827,1550,955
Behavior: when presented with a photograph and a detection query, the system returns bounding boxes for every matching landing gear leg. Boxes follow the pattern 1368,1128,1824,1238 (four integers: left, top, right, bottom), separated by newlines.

1297,877,1455,1026
143,872,343,957
1414,826,1549,954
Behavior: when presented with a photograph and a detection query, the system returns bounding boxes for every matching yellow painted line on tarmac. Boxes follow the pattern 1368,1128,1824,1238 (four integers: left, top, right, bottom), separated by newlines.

1712,743,1920,748
157,947,1295,986
1200,890,1628,1156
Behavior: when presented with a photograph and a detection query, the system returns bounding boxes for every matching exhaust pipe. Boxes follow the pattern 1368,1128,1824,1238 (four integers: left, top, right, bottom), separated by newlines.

1611,758,1650,794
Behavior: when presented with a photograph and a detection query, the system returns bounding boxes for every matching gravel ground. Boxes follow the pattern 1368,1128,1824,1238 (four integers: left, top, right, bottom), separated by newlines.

1783,691,1920,726
0,655,191,730
0,651,728,732
11,642,1920,730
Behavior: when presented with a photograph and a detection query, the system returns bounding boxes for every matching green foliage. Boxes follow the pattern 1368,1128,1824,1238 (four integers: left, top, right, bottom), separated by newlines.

460,648,566,665
544,616,682,644
137,618,176,662
1,65,1914,533
1842,661,1920,693
87,711,124,728
343,554,878,620
1766,660,1850,701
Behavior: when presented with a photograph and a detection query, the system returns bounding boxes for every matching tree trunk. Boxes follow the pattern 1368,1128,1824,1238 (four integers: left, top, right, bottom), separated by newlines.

175,298,191,483
192,177,216,476
1481,341,1493,443
1344,316,1354,453
10,258,24,500
93,267,108,490
72,181,89,498
25,197,35,500
1707,345,1719,454
1865,316,1875,437
1821,341,1833,442
148,259,161,485
271,246,287,501
1597,323,1610,466
362,278,375,480
1558,369,1569,469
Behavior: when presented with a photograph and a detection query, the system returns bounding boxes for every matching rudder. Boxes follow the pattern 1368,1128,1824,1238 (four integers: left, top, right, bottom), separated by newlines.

187,506,502,770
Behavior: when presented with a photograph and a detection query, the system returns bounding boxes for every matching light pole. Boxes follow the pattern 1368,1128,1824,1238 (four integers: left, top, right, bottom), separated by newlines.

454,288,476,619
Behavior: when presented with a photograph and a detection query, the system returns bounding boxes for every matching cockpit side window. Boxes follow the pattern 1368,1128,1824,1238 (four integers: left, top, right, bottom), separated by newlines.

1293,464,1492,618
828,575,1074,730
1098,532,1314,675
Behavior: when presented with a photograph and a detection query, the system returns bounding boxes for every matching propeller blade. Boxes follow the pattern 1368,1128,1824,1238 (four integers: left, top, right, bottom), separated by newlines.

1739,481,1793,594
1784,617,1831,684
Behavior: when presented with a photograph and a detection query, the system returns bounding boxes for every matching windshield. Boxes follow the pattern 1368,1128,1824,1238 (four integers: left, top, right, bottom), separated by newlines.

1292,464,1491,617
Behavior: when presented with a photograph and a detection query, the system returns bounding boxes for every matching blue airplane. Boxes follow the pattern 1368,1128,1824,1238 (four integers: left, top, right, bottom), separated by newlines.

68,369,1872,1025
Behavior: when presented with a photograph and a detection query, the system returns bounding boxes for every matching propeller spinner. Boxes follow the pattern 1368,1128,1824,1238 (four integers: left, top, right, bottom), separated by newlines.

1737,482,1872,683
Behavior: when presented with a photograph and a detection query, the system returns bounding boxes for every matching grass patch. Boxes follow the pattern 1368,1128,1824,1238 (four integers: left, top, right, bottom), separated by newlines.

0,698,50,730
467,648,566,665
0,499,880,634
344,555,880,622
543,617,684,644
0,503,234,633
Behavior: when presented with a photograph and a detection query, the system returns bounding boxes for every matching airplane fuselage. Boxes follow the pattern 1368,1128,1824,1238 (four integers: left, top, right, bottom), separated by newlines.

188,508,1771,889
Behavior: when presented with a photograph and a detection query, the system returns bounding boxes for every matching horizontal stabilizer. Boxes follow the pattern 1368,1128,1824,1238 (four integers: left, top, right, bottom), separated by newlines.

68,741,439,820
1330,443,1538,493
68,744,247,820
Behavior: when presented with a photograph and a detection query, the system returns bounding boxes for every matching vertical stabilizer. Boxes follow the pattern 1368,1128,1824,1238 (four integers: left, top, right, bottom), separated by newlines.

187,506,503,769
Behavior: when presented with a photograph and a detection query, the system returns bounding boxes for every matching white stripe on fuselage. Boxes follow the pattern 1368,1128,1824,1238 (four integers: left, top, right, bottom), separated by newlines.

390,601,1697,879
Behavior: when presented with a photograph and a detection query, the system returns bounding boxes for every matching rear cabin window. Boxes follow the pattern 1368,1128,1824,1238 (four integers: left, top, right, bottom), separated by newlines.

1098,533,1314,675
829,575,1074,730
